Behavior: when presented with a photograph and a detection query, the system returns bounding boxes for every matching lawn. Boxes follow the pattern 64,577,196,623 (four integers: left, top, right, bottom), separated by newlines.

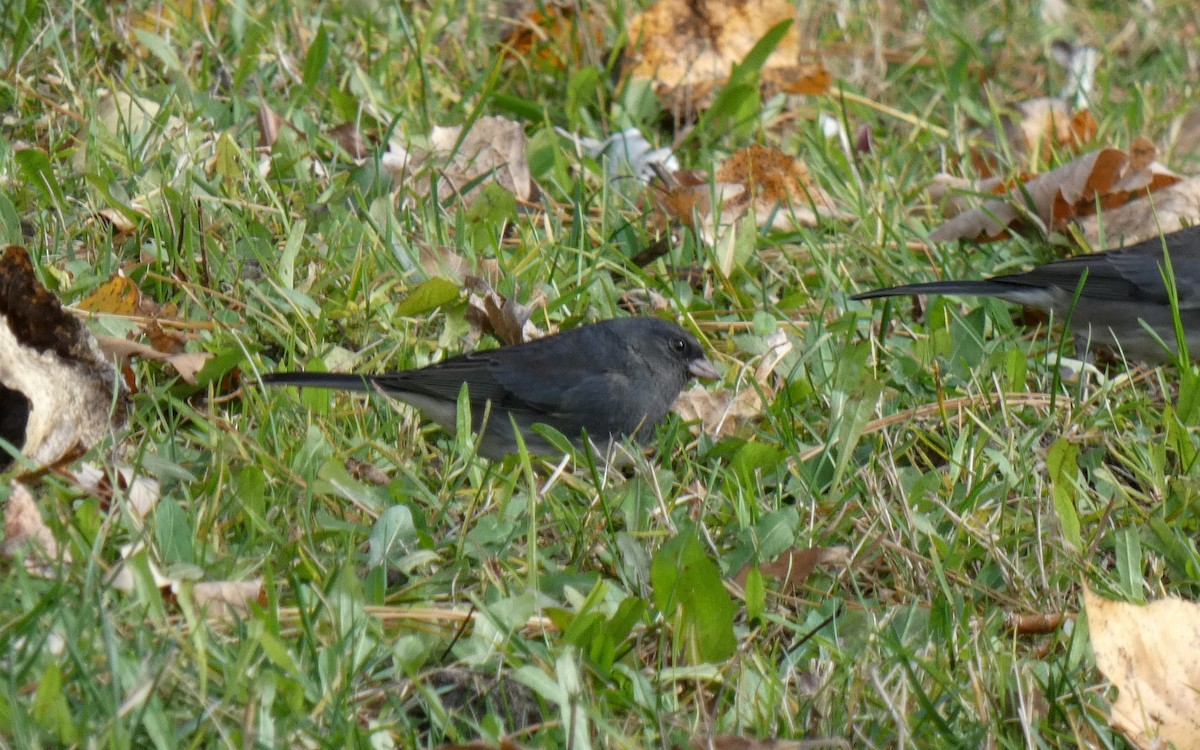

2,0,1200,747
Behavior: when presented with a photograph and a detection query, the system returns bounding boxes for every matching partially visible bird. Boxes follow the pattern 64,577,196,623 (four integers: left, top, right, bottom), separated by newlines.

261,317,719,459
852,226,1200,363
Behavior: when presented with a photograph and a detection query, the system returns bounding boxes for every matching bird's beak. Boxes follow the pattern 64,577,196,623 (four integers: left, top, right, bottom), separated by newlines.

689,357,719,380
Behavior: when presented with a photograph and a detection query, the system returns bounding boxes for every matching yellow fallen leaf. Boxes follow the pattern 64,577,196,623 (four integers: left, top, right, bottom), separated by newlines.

1084,585,1200,749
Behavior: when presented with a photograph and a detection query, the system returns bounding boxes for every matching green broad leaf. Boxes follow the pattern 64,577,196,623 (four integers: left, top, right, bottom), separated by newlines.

729,19,794,84
395,277,460,317
133,30,184,73
191,346,246,387
464,182,517,252
15,149,64,206
278,219,306,289
1047,438,1082,550
154,496,195,565
744,566,765,623
651,529,736,662
490,93,546,122
0,191,23,244
33,661,78,745
214,131,243,187
302,24,329,87
1114,527,1143,602
368,504,417,568
753,508,799,561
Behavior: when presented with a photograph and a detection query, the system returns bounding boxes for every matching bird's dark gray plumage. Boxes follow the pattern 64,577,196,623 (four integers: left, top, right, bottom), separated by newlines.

853,226,1200,363
261,317,719,459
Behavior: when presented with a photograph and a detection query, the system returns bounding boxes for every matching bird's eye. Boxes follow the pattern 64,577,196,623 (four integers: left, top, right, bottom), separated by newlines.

669,337,688,354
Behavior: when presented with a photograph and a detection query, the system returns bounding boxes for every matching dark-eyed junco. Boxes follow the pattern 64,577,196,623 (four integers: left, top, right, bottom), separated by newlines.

262,317,719,459
853,226,1200,363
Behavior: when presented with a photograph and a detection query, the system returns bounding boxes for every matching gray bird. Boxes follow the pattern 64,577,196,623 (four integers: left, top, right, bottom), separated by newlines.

852,226,1200,363
261,317,719,459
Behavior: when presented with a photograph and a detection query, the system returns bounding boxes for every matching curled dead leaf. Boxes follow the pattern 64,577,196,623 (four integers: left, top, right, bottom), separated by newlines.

2,481,63,568
0,246,129,473
1075,174,1200,248
383,116,538,205
108,543,264,620
95,335,213,385
931,141,1185,243
463,277,547,346
70,462,161,518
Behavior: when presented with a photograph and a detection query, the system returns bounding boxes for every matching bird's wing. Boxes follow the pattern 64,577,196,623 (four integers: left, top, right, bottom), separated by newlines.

372,345,617,422
1001,227,1200,308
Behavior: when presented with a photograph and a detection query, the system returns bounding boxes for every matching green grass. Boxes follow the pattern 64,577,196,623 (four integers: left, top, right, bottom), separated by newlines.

3,0,1200,747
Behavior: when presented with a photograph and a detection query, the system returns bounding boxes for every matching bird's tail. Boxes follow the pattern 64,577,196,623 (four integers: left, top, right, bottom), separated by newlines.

851,280,1025,301
260,372,372,391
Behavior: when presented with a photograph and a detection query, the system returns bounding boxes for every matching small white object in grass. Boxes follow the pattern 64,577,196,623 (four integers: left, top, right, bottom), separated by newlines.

1050,41,1099,110
555,126,678,182
818,112,845,140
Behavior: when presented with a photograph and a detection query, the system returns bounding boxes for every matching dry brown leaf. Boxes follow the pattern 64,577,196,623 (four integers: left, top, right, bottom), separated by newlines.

499,1,605,70
190,580,266,618
931,138,1187,243
672,328,788,436
328,122,369,160
1075,175,1200,248
78,274,148,316
144,320,188,355
92,203,151,236
673,384,763,438
1004,611,1066,635
417,242,502,287
2,481,63,567
1084,586,1200,749
733,546,849,595
345,457,389,486
108,543,263,620
653,168,742,233
923,173,1015,220
716,144,850,229
655,148,848,247
70,463,161,518
0,246,129,473
463,277,547,346
929,148,1128,242
625,0,821,116
761,62,833,97
383,116,537,205
971,98,1096,175
257,102,282,150
94,335,213,385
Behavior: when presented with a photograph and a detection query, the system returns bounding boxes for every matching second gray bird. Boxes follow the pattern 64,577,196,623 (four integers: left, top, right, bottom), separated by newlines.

262,316,719,459
853,226,1200,363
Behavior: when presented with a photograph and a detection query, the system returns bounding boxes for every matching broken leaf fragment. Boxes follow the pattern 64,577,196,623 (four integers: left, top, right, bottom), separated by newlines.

625,0,823,116
0,246,129,472
928,142,1182,243
382,116,538,205
654,146,849,248
2,481,63,570
1084,586,1200,749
